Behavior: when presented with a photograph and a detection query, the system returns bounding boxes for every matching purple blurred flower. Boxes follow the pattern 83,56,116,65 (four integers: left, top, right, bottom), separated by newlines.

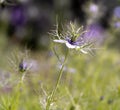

89,3,99,14
19,60,28,72
82,24,105,45
10,5,26,26
114,21,120,28
113,6,120,18
19,59,39,73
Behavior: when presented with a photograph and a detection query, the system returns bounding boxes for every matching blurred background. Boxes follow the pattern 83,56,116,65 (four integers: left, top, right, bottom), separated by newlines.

0,0,120,109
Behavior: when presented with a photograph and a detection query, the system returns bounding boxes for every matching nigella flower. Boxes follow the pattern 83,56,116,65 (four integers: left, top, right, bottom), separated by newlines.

19,59,28,72
53,38,90,54
51,22,94,54
19,59,36,73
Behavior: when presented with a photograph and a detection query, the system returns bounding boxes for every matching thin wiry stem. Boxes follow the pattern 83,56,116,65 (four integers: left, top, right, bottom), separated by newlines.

46,49,69,110
10,73,25,110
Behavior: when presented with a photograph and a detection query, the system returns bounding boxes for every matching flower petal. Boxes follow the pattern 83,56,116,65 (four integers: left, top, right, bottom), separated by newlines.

66,42,77,49
53,39,67,43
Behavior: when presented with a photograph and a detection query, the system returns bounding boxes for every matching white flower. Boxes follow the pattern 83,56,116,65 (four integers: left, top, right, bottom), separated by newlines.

53,39,89,54
51,22,94,54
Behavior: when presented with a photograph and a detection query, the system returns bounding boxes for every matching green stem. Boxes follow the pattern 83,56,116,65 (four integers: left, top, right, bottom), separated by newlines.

46,49,69,110
10,72,26,110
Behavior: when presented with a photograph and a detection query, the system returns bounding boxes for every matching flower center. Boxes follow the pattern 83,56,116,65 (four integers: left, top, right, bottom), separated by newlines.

67,39,76,45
